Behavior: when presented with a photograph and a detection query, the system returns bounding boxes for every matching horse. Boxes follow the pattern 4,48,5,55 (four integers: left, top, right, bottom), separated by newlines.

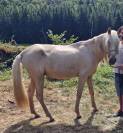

12,28,120,122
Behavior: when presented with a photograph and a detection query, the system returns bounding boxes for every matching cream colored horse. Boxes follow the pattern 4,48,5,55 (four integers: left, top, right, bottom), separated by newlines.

12,29,119,122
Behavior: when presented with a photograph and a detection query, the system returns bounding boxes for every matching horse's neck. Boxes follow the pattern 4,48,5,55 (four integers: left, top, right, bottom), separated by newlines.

82,34,106,63
90,34,106,63
71,34,106,62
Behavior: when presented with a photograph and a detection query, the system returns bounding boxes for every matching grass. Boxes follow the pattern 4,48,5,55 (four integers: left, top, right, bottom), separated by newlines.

93,64,115,94
0,68,12,81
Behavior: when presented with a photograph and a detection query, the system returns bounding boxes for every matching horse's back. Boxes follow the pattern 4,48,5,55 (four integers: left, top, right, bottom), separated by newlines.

21,44,79,58
20,44,77,71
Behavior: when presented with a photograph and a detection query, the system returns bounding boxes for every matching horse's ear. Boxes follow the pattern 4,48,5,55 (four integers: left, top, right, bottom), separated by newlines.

107,27,111,35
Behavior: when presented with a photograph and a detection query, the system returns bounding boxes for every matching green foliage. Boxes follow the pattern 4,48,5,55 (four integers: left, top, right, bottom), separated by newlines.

93,63,114,94
47,30,78,45
95,64,113,79
0,69,11,81
0,0,123,43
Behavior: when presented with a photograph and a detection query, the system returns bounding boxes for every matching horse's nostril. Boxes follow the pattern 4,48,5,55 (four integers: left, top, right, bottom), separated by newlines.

109,57,116,65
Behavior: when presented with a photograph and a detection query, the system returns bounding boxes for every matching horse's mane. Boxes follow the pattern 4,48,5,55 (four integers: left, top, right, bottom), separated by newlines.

71,30,118,48
70,33,105,48
110,30,118,39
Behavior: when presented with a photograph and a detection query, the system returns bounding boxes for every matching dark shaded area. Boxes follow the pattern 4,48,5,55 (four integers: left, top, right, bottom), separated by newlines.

4,111,123,133
0,49,19,69
0,0,123,44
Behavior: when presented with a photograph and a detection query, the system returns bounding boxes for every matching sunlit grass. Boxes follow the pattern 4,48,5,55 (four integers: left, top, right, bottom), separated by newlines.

0,69,12,81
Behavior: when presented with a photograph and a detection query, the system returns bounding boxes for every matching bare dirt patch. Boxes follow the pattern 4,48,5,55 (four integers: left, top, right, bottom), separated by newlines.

0,80,123,133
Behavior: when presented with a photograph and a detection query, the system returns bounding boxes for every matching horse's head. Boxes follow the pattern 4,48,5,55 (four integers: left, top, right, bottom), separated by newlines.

105,28,120,65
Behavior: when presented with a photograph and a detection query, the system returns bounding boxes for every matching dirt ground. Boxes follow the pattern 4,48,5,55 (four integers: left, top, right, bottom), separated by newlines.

0,80,123,133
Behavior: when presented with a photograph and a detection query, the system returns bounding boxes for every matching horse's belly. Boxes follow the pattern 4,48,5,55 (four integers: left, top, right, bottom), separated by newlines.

45,54,81,79
45,67,79,80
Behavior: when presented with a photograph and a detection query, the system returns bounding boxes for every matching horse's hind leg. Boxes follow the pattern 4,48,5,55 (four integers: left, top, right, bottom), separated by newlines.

87,76,98,112
75,76,86,119
35,75,54,122
28,80,40,118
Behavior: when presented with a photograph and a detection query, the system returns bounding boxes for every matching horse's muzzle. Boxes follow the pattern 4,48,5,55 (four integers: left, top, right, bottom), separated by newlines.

109,56,116,65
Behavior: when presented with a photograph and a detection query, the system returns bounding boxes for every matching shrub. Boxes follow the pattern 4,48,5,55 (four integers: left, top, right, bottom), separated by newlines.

47,30,78,45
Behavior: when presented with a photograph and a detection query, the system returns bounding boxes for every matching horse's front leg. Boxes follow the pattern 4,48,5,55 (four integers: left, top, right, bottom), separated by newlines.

75,76,86,119
87,76,98,112
28,80,40,118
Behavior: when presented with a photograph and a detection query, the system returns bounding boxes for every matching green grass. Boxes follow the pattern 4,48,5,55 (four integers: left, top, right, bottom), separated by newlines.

93,64,115,94
0,69,12,81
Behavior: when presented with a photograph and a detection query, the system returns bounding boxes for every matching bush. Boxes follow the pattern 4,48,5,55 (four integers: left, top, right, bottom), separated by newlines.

47,30,78,45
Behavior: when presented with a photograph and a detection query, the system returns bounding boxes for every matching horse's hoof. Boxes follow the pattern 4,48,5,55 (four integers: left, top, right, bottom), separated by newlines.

49,118,55,122
30,114,40,120
76,116,81,119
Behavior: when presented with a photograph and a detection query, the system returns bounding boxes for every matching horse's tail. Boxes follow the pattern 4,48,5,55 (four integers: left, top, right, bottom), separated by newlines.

12,54,29,109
